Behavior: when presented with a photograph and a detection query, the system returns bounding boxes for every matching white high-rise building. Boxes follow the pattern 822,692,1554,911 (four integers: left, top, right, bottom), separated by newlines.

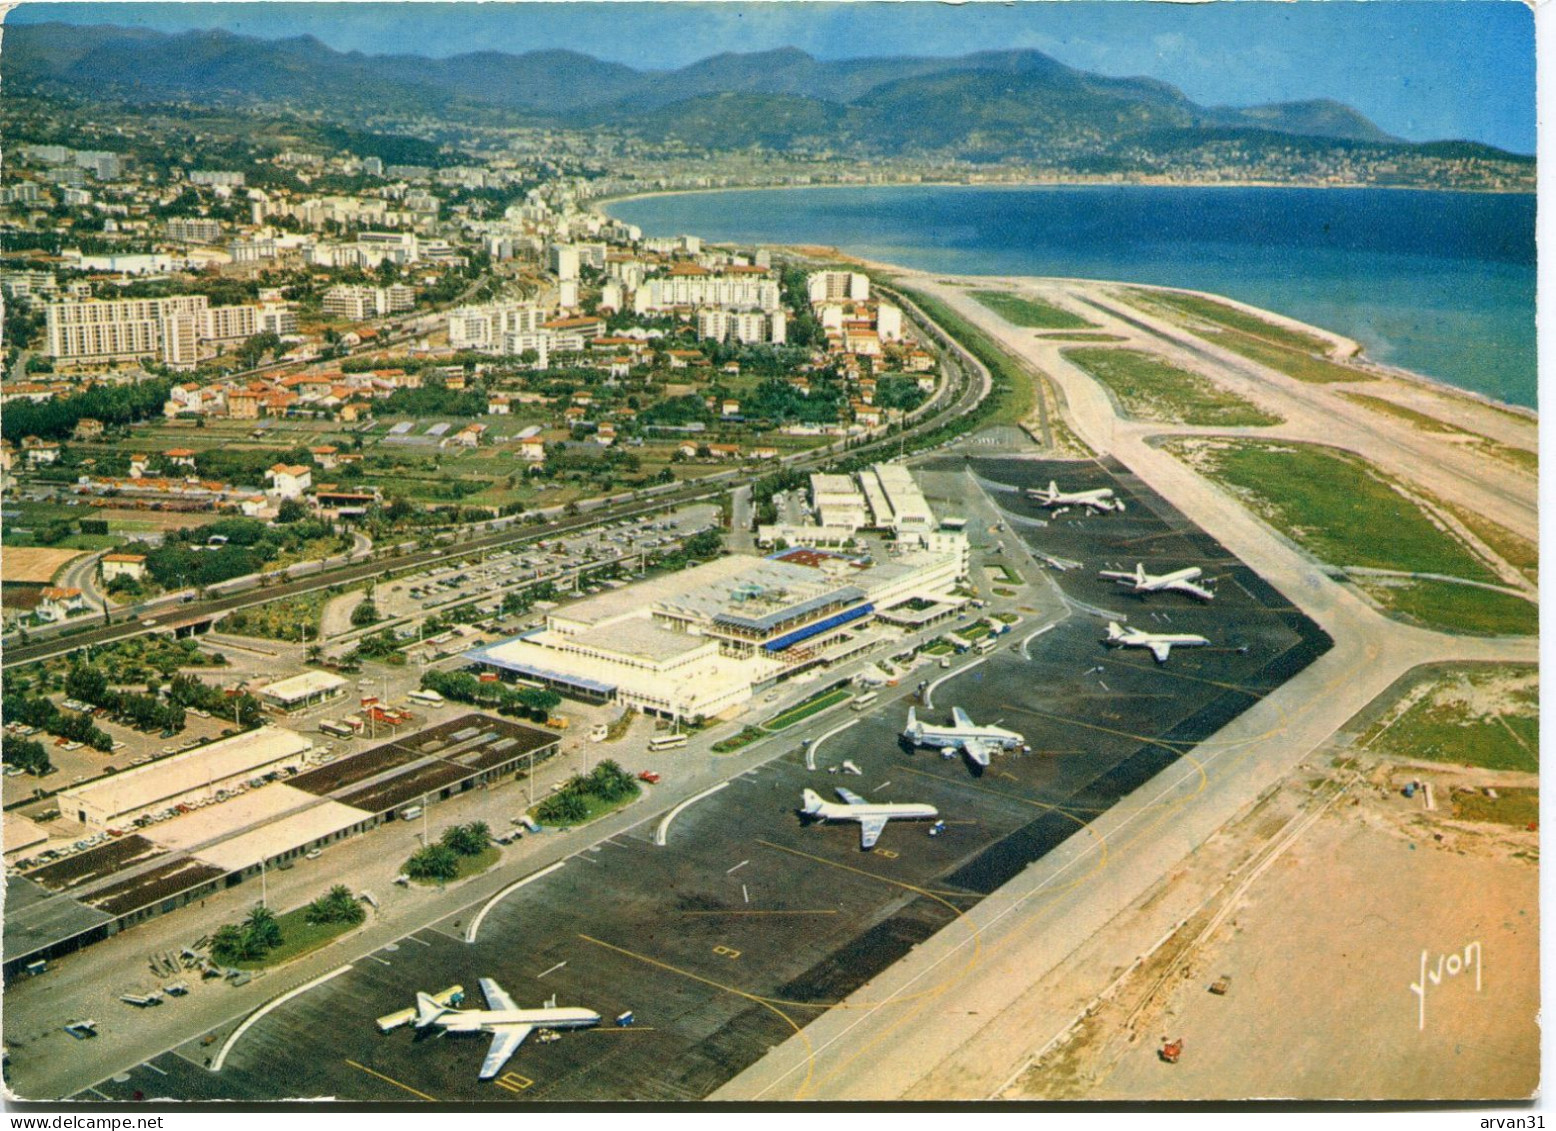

807,271,870,304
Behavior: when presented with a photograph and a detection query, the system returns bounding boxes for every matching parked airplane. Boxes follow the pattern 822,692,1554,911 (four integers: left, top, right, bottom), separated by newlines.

1100,563,1214,602
799,788,938,849
1103,621,1210,663
1027,480,1124,513
413,978,601,1079
902,706,1028,767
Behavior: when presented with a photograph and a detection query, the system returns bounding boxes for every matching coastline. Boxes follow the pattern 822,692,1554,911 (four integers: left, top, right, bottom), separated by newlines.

591,176,1534,215
596,186,1536,419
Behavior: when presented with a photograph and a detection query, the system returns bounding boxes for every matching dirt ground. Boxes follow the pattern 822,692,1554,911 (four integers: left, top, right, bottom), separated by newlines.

1005,754,1539,1101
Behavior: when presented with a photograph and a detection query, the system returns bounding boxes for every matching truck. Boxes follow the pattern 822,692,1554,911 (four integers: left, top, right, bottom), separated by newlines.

399,805,424,822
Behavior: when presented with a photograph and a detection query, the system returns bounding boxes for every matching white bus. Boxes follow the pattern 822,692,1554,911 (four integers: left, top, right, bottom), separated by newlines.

648,733,688,752
974,638,999,655
319,720,355,738
408,689,445,707
851,691,879,711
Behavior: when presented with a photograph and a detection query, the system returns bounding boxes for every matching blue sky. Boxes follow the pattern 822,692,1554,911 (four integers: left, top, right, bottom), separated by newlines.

7,1,1536,152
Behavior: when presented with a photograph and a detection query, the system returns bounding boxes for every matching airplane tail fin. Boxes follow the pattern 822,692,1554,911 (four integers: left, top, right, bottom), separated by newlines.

800,789,825,815
414,992,447,1029
1048,480,1059,497
905,706,918,732
1106,621,1125,641
1134,563,1146,584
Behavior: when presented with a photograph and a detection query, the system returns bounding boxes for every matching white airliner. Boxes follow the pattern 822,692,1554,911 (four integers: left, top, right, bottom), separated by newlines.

1100,563,1215,602
902,706,1028,767
1104,621,1210,663
414,978,601,1079
1027,480,1124,513
800,788,938,849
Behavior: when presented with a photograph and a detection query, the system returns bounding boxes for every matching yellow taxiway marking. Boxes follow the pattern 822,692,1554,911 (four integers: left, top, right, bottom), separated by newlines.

678,909,840,917
345,1060,438,1102
494,1072,533,1094
577,933,816,1094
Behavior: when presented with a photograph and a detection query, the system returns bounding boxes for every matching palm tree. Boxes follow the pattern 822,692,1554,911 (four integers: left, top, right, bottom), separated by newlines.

244,904,282,953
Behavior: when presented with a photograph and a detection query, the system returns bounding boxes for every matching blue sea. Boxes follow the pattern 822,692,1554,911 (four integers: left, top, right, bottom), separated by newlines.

608,185,1536,410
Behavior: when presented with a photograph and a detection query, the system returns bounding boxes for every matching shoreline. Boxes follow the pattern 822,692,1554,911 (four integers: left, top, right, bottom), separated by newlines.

595,187,1536,419
591,177,1534,214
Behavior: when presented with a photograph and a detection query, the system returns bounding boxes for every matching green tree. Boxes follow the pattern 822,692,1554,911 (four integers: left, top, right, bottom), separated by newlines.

243,904,283,954
305,883,366,926
209,923,247,965
405,843,460,881
350,598,380,628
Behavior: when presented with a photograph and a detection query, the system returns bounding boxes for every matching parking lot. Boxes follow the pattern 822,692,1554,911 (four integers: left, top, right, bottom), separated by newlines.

76,455,1330,1103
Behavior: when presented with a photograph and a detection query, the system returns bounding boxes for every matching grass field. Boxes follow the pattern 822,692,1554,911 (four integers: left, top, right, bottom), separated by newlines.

1355,577,1539,637
1342,393,1538,477
1125,288,1333,353
1452,787,1538,827
764,686,853,731
1065,347,1284,426
1034,331,1127,342
232,905,363,969
1170,440,1498,581
223,590,330,642
1362,664,1537,773
1126,288,1374,385
973,290,1095,330
1434,499,1539,585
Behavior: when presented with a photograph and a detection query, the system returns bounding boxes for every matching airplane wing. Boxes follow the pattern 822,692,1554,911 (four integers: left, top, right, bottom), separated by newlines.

951,706,974,729
858,817,889,850
963,738,993,767
1168,580,1215,601
835,787,867,806
479,1024,534,1079
1147,641,1172,663
479,977,518,1012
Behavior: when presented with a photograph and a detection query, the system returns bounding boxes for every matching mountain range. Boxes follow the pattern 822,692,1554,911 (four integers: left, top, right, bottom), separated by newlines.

5,21,1527,163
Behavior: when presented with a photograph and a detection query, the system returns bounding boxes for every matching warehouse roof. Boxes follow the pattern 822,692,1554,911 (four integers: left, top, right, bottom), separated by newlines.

258,670,349,705
194,798,371,873
58,727,312,820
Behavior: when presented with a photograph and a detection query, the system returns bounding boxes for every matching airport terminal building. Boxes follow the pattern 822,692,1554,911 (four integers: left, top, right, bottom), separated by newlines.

465,543,967,721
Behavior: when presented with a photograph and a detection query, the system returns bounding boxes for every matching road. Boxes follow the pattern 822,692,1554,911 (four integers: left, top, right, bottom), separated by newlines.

709,270,1537,1100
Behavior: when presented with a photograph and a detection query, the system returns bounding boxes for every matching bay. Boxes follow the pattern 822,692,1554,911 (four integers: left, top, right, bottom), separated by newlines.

607,185,1536,410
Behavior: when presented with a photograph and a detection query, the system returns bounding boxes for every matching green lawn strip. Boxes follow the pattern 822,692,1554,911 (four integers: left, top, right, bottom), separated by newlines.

231,905,364,969
1450,787,1538,828
1123,288,1333,354
1034,332,1127,342
1065,347,1283,426
764,687,854,731
1433,499,1539,585
1339,392,1459,434
972,290,1095,330
711,726,767,754
922,642,954,656
1363,666,1537,773
990,564,1022,585
1354,577,1538,637
1172,440,1499,582
897,287,1036,430
1482,440,1538,475
962,622,993,641
1213,328,1374,384
408,844,502,884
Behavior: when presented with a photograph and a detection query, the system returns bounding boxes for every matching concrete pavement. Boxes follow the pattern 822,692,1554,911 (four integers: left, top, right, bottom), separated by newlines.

710,271,1536,1100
